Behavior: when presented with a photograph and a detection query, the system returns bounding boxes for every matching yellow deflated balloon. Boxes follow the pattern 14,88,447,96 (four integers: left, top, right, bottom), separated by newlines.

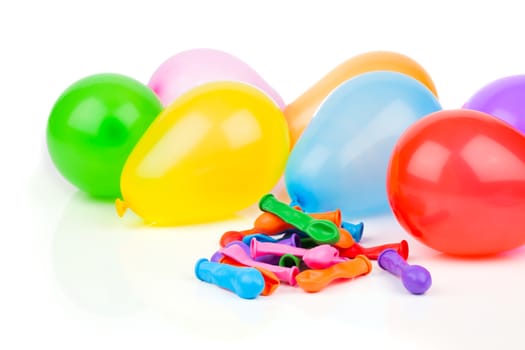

117,81,290,225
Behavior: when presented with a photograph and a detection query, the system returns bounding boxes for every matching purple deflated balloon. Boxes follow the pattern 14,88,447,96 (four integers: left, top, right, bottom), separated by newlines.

378,249,432,295
464,75,525,134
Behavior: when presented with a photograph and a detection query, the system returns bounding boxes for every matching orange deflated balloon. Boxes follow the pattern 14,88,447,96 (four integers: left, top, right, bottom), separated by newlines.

284,51,438,146
117,82,290,225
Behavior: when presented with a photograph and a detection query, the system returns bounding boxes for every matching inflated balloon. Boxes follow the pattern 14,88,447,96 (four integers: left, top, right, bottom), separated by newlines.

285,71,441,220
118,81,290,225
285,51,438,146
388,109,525,256
463,75,525,134
47,73,163,198
148,48,285,109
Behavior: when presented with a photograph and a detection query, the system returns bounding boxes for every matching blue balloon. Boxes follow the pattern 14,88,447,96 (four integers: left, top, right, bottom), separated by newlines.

285,71,442,220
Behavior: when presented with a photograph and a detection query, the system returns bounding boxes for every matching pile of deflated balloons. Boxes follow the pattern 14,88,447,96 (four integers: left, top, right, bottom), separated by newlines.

47,48,525,257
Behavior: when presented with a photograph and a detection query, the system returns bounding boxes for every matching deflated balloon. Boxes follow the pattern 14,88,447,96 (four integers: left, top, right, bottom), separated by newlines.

285,71,441,220
118,81,290,225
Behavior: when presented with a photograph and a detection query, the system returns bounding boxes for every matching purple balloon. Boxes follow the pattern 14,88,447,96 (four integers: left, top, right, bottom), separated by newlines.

378,249,432,295
464,75,525,133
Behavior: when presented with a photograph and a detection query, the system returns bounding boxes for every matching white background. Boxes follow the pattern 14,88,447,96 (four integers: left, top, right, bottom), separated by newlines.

3,0,525,349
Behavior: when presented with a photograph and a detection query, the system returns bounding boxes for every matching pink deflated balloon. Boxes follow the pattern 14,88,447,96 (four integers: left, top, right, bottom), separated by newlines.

148,48,285,109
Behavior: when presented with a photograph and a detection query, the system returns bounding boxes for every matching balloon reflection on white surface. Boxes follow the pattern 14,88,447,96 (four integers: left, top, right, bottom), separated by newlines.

51,192,287,340
52,192,142,317
117,217,277,340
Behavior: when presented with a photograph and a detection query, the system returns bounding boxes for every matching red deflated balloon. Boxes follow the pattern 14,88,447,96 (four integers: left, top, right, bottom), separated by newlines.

387,109,525,256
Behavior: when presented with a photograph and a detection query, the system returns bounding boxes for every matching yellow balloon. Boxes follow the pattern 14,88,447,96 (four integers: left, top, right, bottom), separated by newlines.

116,82,290,225
285,51,438,147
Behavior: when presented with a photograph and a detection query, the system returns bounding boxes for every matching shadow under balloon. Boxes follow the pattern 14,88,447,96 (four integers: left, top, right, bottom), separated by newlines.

51,191,143,317
431,244,525,263
114,208,277,340
51,191,274,339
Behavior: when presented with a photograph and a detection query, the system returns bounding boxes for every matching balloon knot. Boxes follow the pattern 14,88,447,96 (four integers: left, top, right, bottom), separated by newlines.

115,198,128,217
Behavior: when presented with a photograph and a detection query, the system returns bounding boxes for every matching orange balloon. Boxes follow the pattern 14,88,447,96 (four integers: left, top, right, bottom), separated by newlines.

284,51,438,147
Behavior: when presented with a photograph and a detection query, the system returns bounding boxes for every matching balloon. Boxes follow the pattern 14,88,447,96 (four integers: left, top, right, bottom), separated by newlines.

118,81,290,225
284,51,438,147
387,109,525,256
285,71,441,220
47,73,163,198
463,75,525,134
148,48,285,109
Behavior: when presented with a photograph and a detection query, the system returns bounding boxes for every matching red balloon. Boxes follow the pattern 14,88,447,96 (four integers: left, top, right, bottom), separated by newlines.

387,109,525,256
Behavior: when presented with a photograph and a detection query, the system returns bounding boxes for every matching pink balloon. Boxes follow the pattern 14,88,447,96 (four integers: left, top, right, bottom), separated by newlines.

148,48,285,109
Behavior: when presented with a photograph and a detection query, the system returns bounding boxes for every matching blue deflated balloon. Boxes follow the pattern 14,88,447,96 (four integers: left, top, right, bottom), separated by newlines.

285,71,441,220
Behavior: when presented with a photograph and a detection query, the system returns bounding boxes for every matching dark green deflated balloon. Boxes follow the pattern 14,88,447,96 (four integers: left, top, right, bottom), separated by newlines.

47,73,163,198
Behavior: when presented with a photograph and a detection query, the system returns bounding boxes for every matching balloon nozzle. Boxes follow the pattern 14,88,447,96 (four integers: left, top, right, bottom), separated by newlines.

115,198,128,217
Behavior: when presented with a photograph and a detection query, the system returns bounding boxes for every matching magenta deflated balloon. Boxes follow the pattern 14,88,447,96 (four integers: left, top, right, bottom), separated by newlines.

464,75,525,134
148,48,285,108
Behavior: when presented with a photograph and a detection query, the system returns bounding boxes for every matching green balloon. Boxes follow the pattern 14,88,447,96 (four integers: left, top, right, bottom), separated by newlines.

47,73,163,198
